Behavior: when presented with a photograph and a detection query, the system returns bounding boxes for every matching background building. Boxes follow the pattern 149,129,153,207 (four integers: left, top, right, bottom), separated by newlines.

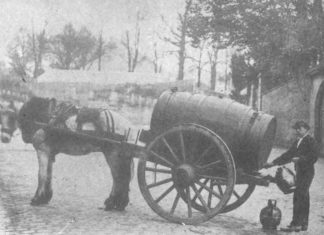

263,65,324,155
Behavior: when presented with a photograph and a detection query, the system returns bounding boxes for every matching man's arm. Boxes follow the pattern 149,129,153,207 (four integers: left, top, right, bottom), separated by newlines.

297,136,318,164
272,144,296,165
264,142,297,168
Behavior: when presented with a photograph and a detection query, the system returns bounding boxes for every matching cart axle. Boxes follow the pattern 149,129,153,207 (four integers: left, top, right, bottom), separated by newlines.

174,164,196,188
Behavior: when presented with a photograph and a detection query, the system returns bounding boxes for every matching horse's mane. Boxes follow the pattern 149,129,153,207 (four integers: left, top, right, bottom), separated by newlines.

18,96,52,143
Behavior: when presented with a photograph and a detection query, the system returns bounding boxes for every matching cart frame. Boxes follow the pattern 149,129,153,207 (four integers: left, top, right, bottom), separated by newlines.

37,121,271,225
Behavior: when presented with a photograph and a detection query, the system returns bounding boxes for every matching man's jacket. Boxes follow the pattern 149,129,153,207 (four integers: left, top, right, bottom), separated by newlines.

273,135,318,172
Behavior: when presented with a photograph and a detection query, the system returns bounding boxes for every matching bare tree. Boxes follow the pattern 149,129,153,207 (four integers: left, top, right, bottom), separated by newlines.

208,45,218,91
207,41,227,91
188,40,207,87
31,22,48,78
89,32,117,71
162,0,192,80
7,28,31,81
121,11,145,72
97,31,104,71
152,42,163,73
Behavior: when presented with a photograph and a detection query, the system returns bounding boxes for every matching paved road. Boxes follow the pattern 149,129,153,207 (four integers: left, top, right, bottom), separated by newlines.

1,135,324,235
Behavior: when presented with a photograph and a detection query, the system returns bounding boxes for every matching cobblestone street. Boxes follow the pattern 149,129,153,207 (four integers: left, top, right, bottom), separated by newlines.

1,135,324,235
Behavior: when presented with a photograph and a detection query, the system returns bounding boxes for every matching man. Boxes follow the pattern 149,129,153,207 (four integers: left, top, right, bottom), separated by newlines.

264,120,318,232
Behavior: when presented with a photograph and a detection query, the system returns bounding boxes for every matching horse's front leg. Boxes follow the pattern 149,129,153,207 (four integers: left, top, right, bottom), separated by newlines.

31,129,54,206
103,148,132,211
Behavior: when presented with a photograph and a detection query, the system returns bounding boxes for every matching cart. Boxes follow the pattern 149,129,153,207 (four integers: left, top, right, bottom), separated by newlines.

40,90,277,225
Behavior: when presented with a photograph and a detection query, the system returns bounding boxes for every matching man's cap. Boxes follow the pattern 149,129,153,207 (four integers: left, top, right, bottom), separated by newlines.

292,120,310,130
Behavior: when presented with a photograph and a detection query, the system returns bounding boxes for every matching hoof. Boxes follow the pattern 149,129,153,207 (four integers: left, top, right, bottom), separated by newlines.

115,198,128,211
31,191,52,206
30,197,49,206
104,198,115,211
104,194,129,211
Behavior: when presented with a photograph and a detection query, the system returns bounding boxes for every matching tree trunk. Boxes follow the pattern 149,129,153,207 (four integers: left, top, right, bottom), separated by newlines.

177,0,192,81
249,83,254,107
32,28,39,79
246,80,251,105
98,32,103,71
178,49,185,80
224,49,229,92
197,67,201,87
154,43,158,73
257,73,262,111
125,31,132,72
177,24,186,81
208,45,218,91
210,63,216,91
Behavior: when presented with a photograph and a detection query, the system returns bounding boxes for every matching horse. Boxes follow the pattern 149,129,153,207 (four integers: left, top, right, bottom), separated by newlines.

0,100,18,143
18,96,135,211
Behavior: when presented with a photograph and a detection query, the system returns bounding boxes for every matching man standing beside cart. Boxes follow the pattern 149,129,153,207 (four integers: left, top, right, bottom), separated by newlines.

265,120,318,232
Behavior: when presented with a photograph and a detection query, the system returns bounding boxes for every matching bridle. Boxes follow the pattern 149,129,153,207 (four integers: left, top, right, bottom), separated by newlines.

0,108,17,137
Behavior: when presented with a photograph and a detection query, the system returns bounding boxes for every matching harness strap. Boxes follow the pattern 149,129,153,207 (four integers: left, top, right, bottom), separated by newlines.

103,110,110,134
107,110,115,133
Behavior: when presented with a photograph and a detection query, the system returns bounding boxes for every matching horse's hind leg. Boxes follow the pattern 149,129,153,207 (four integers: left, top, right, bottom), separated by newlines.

31,130,54,206
103,148,132,211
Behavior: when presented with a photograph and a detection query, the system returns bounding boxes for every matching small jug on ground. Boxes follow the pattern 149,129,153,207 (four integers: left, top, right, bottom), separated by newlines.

260,199,282,230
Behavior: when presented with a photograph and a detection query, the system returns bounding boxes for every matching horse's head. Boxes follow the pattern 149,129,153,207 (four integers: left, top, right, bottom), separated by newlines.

0,102,18,143
18,97,56,143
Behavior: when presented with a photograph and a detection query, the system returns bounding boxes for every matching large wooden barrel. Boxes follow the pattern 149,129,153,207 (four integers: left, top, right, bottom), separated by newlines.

150,90,277,171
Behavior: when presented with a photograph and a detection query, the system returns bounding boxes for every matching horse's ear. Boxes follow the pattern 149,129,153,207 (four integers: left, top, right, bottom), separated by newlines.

48,98,57,115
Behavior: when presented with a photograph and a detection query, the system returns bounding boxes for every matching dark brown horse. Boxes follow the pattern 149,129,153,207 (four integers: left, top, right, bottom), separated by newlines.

0,100,18,143
18,96,134,210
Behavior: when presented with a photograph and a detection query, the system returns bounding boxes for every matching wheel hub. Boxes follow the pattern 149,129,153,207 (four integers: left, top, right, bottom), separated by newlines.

174,164,196,188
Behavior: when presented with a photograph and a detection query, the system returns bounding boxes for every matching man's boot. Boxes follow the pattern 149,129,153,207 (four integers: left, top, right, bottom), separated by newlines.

280,225,301,232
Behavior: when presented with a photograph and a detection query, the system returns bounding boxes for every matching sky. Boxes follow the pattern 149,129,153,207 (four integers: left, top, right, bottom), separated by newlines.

0,0,231,89
0,0,183,60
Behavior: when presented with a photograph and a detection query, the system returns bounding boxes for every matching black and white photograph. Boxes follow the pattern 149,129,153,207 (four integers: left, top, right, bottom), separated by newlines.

0,0,324,234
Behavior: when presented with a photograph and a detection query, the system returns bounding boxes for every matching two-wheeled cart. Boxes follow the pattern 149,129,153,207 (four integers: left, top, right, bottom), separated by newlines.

42,90,277,225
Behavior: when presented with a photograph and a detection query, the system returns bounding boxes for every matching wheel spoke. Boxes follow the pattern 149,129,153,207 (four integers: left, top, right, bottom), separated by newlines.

186,187,192,218
221,184,255,213
170,192,181,215
149,150,174,168
192,178,209,202
195,180,221,199
162,137,180,164
194,144,213,164
197,174,228,184
197,160,222,169
191,184,211,213
217,185,223,196
147,178,173,189
154,163,157,183
188,132,200,163
155,184,175,203
145,167,172,174
208,180,214,207
233,190,240,199
179,131,186,162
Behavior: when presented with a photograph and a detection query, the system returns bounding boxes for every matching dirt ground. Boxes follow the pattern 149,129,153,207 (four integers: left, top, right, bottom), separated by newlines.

0,134,324,235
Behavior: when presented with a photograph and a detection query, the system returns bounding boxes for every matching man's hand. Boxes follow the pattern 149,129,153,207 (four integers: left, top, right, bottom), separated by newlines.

292,157,299,163
263,162,275,169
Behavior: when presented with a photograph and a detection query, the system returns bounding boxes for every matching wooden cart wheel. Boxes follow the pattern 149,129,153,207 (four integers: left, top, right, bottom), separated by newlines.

221,183,255,213
137,123,236,225
185,182,256,213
